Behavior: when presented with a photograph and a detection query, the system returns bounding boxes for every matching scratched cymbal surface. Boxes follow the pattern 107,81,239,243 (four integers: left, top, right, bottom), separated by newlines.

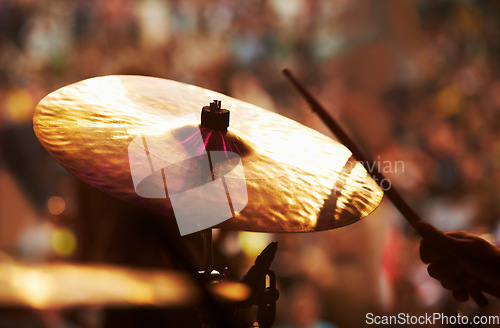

33,75,383,232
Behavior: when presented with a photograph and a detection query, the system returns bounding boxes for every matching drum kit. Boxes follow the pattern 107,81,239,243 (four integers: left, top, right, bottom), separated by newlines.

0,69,430,327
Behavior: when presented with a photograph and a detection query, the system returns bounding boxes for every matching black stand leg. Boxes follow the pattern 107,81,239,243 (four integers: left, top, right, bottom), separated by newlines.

202,229,213,274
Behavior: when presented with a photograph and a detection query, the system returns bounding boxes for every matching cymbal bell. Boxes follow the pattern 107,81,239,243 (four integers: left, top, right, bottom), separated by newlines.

0,260,198,308
33,75,383,233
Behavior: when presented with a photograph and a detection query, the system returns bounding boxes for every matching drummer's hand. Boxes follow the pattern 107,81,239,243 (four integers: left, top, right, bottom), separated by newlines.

417,221,500,307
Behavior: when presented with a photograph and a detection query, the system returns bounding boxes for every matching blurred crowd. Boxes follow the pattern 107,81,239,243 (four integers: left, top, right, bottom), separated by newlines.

0,0,499,327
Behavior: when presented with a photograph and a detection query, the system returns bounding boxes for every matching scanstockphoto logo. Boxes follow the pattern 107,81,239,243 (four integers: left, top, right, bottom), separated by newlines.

128,115,248,236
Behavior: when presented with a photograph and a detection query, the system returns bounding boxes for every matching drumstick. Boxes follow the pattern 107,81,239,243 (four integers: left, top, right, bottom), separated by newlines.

282,68,426,236
283,69,495,308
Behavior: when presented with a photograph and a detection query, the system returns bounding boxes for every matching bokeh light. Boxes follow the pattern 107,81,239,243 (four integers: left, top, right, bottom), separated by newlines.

47,196,66,216
51,228,77,257
238,231,271,258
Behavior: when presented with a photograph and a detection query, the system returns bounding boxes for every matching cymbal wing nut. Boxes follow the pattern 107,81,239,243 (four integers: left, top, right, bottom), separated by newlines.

201,100,230,131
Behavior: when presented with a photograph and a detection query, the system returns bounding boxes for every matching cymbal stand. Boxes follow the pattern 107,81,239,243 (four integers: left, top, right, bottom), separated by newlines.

198,230,279,328
198,100,279,327
199,228,222,328
238,241,279,328
202,228,213,275
255,270,279,328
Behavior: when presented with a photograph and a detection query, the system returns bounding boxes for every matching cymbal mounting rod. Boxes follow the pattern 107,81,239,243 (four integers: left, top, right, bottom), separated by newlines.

202,228,213,274
282,68,426,236
210,100,222,112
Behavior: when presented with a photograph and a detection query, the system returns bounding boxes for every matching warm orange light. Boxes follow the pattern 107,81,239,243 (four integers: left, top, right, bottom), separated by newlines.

0,261,199,308
47,196,66,215
210,281,251,302
12,268,54,308
5,88,34,123
239,231,271,257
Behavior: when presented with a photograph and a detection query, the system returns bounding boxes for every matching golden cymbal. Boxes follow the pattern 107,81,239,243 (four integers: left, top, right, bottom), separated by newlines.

33,75,383,233
0,260,198,308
